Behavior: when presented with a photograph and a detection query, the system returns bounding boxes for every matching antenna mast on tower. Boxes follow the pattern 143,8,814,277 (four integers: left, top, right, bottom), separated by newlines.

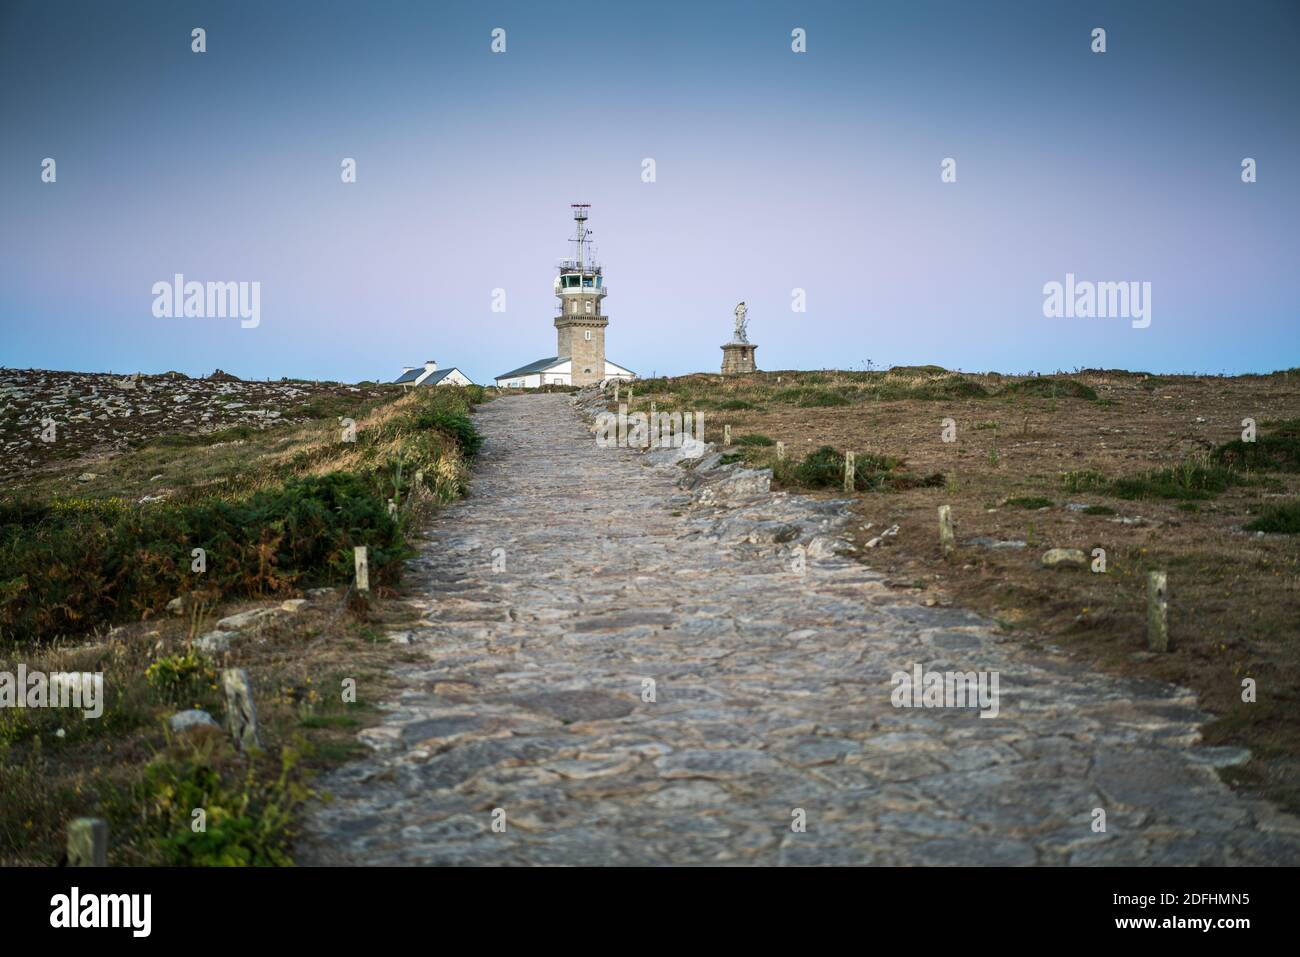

571,203,591,273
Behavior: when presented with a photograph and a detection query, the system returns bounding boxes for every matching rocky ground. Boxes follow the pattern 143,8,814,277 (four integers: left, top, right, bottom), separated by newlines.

300,392,1300,865
0,368,389,483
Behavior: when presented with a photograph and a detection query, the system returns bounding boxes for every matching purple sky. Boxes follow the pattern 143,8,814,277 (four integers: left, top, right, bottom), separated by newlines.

2,0,1296,382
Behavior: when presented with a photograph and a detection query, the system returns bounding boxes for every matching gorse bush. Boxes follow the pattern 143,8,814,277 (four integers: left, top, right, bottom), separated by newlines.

410,405,482,459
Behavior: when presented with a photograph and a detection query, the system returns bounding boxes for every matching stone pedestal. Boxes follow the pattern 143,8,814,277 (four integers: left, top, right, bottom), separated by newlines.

721,341,758,375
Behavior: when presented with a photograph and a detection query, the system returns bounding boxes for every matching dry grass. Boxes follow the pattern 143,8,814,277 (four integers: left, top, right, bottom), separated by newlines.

630,366,1300,812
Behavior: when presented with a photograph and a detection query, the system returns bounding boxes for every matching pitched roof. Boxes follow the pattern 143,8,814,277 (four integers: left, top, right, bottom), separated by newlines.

393,368,424,384
495,356,567,379
418,368,454,386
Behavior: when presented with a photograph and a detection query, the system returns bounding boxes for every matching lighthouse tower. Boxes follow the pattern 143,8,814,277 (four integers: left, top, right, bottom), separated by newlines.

553,204,608,387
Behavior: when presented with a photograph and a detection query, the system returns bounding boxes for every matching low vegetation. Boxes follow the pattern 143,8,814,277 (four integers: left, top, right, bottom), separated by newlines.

0,384,486,865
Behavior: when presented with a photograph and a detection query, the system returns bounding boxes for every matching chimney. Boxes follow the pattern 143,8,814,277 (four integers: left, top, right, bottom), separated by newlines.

424,360,437,371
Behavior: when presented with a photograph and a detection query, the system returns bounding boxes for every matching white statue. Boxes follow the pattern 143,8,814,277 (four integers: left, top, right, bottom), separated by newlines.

733,301,748,342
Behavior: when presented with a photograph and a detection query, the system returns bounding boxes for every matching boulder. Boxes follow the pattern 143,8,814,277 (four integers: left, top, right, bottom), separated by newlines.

168,709,220,734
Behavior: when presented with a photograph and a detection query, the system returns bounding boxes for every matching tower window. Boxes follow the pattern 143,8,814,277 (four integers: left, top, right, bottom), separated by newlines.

585,300,593,314
584,330,592,340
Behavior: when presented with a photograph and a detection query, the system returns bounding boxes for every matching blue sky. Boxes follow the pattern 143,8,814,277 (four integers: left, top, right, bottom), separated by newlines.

1,0,1296,382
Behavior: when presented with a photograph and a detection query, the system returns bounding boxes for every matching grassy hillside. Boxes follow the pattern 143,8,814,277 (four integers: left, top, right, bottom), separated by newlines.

0,383,486,865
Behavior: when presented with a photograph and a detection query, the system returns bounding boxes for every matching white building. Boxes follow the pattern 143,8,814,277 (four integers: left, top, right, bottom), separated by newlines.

494,356,635,390
394,360,474,388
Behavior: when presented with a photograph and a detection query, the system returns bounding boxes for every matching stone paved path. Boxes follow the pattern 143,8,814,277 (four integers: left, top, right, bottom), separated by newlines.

302,394,1300,865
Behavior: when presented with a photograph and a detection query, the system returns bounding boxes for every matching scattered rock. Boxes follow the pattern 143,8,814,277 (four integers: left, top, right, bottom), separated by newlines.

1041,548,1087,568
280,598,308,613
216,607,280,630
168,709,220,734
195,630,234,653
965,537,1027,549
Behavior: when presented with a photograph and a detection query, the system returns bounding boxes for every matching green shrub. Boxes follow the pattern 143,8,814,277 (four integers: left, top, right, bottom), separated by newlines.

146,650,217,704
1006,496,1053,509
1110,461,1243,501
1213,422,1300,472
410,406,481,458
138,744,309,866
887,365,948,376
1245,502,1300,534
714,398,755,411
1001,377,1098,401
0,471,407,643
776,446,943,492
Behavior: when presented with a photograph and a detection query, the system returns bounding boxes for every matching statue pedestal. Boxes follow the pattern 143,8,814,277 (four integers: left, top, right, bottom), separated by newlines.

721,341,758,375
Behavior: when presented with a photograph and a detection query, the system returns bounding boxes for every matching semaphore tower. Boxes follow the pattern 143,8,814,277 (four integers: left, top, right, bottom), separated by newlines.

553,204,608,386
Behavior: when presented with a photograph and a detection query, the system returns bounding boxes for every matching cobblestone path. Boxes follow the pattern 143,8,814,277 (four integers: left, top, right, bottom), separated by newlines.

302,394,1300,865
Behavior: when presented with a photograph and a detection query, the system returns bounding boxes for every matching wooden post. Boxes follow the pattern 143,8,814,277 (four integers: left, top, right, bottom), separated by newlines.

222,668,260,751
844,451,856,492
1147,571,1168,652
354,546,370,593
776,441,785,460
67,817,107,866
614,381,619,402
628,386,633,404
650,400,656,416
938,505,955,553
724,424,732,447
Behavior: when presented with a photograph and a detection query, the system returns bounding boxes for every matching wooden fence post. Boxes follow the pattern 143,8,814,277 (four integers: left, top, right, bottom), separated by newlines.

67,817,107,866
1147,571,1168,651
776,441,785,460
938,505,955,554
724,424,732,447
844,451,856,492
354,546,370,593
